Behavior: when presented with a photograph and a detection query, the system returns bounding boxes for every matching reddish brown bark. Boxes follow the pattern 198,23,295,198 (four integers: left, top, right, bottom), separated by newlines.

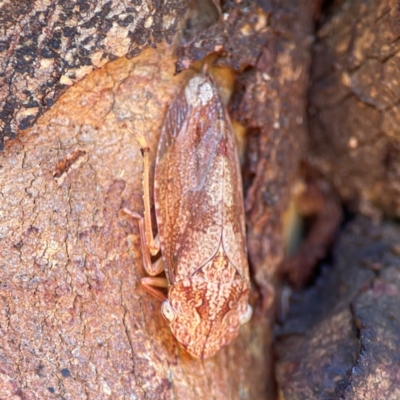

277,217,400,399
0,0,187,149
309,0,400,217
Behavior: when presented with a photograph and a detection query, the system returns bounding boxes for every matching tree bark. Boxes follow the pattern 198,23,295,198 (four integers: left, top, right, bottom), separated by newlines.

308,0,400,218
277,216,400,399
0,0,314,399
277,1,400,398
0,0,187,149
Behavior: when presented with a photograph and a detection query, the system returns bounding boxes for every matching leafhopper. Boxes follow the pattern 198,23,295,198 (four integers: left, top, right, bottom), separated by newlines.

131,73,252,359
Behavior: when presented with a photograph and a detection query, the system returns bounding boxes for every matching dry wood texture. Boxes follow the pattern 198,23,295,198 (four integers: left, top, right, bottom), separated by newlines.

0,0,187,149
276,1,400,398
277,217,400,399
309,0,400,217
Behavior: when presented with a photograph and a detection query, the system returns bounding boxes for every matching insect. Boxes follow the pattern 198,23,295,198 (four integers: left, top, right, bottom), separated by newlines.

131,73,252,359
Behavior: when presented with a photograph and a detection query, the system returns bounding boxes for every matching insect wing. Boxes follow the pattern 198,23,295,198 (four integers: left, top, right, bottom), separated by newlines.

168,276,249,358
155,75,226,283
154,74,252,358
221,114,249,280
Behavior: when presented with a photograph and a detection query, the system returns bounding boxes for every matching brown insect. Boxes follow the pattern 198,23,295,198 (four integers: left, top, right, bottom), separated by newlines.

130,73,252,359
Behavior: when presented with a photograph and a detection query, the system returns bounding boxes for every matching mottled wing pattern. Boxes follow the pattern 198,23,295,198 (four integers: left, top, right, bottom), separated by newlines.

153,74,252,358
155,75,226,283
168,276,249,359
221,114,249,280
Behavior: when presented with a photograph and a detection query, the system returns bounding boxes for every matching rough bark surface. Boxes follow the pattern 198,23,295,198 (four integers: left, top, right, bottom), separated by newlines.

276,216,400,399
309,0,400,217
0,0,187,149
0,1,314,399
230,0,313,303
274,1,400,398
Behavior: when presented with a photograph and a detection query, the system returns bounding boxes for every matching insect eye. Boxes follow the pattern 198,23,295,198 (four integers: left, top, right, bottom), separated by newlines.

161,300,177,323
239,304,252,325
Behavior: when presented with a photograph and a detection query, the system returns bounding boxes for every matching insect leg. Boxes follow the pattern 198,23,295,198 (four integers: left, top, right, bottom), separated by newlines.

136,133,160,257
124,209,163,276
141,276,168,302
122,125,160,256
125,210,167,301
